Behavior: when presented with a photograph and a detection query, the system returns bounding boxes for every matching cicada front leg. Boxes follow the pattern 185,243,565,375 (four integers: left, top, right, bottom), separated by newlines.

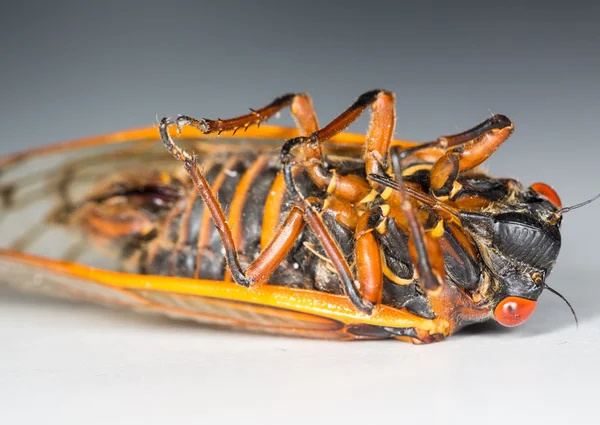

279,90,402,313
429,115,514,198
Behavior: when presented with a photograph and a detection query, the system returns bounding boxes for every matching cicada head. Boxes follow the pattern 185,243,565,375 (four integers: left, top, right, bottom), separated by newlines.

459,182,563,327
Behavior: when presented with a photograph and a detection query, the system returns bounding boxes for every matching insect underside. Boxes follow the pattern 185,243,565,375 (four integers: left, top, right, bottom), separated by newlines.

0,91,567,343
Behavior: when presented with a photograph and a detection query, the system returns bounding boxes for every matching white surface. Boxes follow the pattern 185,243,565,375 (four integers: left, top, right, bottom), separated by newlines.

1,265,597,425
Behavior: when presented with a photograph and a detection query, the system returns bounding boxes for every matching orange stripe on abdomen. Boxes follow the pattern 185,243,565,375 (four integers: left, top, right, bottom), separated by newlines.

225,154,271,281
260,171,287,250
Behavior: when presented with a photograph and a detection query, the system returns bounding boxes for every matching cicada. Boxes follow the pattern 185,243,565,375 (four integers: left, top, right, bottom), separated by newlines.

0,90,585,343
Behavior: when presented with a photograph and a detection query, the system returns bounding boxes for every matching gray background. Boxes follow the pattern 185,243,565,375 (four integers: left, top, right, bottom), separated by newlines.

1,1,599,424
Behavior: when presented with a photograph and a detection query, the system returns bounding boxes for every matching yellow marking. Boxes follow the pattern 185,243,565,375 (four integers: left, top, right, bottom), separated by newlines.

375,218,387,234
359,228,374,237
449,181,463,198
381,187,393,200
402,164,432,176
382,262,413,286
140,226,154,236
380,204,390,217
158,172,171,184
303,242,332,264
430,220,445,238
260,172,286,250
358,190,378,204
326,171,338,195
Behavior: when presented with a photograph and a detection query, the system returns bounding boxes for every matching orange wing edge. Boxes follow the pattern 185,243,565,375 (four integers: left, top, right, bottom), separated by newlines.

0,249,445,339
0,124,418,167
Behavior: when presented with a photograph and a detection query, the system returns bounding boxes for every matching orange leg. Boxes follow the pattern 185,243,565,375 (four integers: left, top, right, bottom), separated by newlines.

277,90,400,311
168,93,386,312
355,210,384,307
408,115,515,198
281,90,395,203
160,118,374,313
179,90,396,204
178,93,320,256
300,195,381,313
163,92,489,324
161,118,305,287
301,197,374,313
374,174,446,292
176,93,319,137
391,114,513,168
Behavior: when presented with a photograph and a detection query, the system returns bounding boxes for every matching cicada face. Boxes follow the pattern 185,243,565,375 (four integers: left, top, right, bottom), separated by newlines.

460,184,563,327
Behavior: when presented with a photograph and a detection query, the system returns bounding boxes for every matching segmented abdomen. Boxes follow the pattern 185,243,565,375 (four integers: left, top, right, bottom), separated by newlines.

138,151,269,276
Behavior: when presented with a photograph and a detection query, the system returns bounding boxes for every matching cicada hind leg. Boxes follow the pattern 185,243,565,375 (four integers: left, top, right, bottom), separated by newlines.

276,90,468,340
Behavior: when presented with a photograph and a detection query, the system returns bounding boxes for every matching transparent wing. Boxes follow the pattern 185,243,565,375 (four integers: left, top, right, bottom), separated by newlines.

0,124,371,266
0,251,350,339
0,126,281,267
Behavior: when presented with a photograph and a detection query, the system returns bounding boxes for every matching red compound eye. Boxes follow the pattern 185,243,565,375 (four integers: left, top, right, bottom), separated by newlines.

530,182,562,209
494,297,537,327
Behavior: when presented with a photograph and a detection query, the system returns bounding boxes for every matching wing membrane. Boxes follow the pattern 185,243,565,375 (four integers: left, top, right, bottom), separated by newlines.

0,251,349,338
0,127,281,265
